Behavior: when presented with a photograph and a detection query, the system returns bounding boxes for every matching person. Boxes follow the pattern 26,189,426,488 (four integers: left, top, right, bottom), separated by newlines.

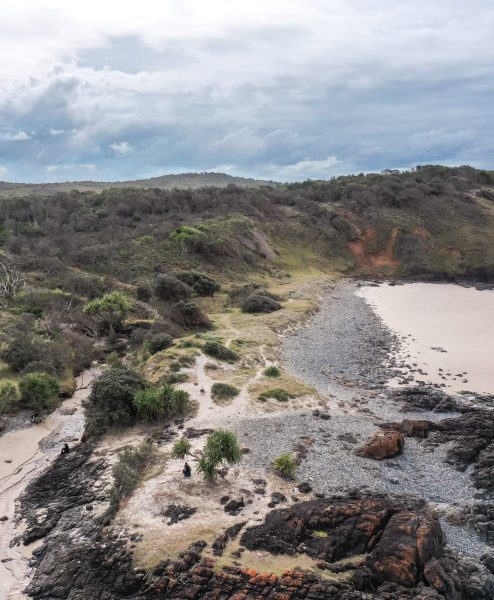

183,462,191,478
61,443,70,455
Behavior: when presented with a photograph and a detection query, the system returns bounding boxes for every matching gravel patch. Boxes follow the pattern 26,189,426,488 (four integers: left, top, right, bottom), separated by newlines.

232,280,492,559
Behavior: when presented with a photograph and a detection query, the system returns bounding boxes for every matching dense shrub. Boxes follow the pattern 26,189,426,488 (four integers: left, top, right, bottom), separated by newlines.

171,300,212,329
19,372,60,412
241,293,282,314
203,340,238,362
152,274,191,301
20,360,58,376
264,366,281,377
0,382,20,413
136,281,152,302
258,388,294,402
2,335,47,372
273,453,296,479
83,291,132,334
174,271,220,296
146,333,173,355
133,384,191,421
84,366,146,436
211,382,239,400
110,441,154,507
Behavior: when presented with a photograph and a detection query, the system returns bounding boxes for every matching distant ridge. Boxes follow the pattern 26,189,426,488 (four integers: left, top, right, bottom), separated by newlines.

0,171,278,197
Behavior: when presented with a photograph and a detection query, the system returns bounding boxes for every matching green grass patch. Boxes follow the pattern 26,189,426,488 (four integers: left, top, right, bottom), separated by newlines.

258,388,295,402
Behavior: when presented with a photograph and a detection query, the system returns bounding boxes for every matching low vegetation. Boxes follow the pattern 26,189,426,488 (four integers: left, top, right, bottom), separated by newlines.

171,428,242,481
0,381,20,413
264,366,281,377
258,388,295,402
110,441,155,508
241,293,282,314
273,453,297,479
18,372,60,412
133,384,191,421
202,340,238,362
211,382,240,401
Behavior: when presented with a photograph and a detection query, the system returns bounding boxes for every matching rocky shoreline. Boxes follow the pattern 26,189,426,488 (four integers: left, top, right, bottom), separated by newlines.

10,280,494,599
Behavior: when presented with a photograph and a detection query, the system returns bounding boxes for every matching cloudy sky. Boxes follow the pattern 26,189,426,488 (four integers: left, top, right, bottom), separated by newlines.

0,0,493,183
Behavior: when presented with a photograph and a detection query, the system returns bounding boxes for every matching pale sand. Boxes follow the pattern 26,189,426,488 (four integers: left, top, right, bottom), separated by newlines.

358,283,494,395
0,368,97,600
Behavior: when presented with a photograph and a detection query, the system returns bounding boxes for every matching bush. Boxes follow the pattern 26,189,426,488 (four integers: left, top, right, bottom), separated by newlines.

171,300,212,329
20,360,58,376
264,366,281,377
174,271,220,296
2,335,47,372
241,293,282,314
136,282,152,302
273,453,296,479
152,274,191,301
258,388,294,402
171,437,192,459
203,340,238,362
198,429,243,481
0,382,20,413
211,382,239,400
133,384,191,421
171,429,242,482
83,291,132,334
110,441,154,507
146,333,173,355
84,367,146,436
19,372,60,412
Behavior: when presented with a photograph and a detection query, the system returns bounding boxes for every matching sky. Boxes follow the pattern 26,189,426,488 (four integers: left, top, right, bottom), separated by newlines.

0,0,493,183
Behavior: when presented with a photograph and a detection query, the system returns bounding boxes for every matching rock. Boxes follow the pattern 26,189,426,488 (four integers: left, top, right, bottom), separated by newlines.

0,516,8,522
381,419,437,439
224,498,245,515
297,481,313,494
357,430,405,460
369,511,443,587
270,492,287,505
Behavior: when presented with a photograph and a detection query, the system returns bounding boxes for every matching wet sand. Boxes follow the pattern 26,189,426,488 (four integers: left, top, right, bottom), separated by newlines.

0,369,97,600
358,283,494,395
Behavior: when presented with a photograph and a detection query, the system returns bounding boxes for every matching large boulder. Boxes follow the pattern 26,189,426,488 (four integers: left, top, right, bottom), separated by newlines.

357,430,405,460
369,511,443,587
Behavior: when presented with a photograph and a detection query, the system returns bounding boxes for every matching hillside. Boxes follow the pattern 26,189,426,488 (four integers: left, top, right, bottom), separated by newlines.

0,171,278,198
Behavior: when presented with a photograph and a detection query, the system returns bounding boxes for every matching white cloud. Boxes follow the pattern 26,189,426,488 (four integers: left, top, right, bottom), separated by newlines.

0,130,30,140
0,1,493,181
0,164,8,177
109,141,132,155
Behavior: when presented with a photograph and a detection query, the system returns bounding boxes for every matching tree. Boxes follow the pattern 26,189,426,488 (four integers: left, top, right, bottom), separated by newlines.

84,366,146,436
19,372,60,412
171,428,242,482
0,250,23,306
152,274,191,302
83,291,132,335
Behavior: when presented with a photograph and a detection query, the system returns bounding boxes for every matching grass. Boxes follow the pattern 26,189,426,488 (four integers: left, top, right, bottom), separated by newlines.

258,388,295,402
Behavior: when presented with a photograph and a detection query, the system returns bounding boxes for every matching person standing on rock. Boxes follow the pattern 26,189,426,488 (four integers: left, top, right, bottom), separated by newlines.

61,443,70,455
183,462,191,478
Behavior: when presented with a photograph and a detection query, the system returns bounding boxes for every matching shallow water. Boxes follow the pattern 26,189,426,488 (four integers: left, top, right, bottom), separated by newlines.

358,283,494,395
0,368,97,600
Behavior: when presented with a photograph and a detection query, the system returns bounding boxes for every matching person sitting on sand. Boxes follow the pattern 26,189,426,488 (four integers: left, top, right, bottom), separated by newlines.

61,443,70,455
183,462,191,478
